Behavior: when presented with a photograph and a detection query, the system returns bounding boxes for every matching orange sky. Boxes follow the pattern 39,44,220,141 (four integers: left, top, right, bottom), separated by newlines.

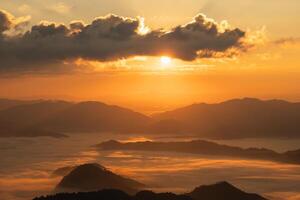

0,1,299,113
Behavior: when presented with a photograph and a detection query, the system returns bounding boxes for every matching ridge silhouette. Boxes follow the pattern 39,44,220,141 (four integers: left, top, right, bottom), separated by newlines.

55,163,145,194
35,182,267,200
2,98,300,139
97,139,300,165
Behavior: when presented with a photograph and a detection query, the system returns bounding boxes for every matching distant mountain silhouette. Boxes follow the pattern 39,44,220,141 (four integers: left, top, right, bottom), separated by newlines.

2,97,300,139
187,181,267,200
0,100,151,137
0,101,72,137
97,140,300,165
282,149,300,163
152,98,300,139
0,99,42,111
55,163,145,194
42,101,151,133
34,182,267,200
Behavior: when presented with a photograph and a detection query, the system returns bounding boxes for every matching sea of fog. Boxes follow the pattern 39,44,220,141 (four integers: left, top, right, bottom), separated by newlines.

1,133,300,200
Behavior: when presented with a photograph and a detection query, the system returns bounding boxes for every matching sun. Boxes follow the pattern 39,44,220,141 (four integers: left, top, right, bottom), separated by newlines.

160,56,171,65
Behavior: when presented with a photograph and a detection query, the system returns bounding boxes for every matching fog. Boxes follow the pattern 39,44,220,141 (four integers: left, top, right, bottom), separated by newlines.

1,133,300,200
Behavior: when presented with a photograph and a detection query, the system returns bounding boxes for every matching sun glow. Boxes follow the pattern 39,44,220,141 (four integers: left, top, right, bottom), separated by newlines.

160,56,171,65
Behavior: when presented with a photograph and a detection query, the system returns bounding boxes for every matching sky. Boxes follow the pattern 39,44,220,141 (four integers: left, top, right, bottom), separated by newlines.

0,0,299,113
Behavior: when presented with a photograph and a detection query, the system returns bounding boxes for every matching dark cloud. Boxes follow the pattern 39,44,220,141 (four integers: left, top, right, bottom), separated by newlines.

0,10,246,74
0,10,12,33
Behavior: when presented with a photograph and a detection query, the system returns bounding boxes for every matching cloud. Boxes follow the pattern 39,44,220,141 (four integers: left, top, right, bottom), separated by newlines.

0,9,12,33
273,37,300,46
0,9,30,34
0,9,247,74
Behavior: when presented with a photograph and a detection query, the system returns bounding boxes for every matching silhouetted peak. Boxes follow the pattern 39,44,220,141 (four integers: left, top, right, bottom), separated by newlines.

188,181,268,200
56,163,145,194
192,181,240,193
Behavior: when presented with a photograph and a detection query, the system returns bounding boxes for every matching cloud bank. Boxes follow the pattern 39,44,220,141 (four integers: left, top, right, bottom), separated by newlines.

0,9,246,74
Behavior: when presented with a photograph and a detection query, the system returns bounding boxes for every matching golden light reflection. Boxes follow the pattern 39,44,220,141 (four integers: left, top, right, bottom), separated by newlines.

1,149,300,200
121,137,153,143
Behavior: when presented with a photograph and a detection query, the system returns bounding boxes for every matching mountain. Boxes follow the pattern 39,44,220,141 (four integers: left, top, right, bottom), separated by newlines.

96,140,300,165
55,163,145,194
0,101,72,137
34,182,267,200
152,98,300,139
3,97,300,139
282,149,300,163
0,100,151,137
0,100,72,126
187,181,267,200
42,101,152,133
0,98,44,111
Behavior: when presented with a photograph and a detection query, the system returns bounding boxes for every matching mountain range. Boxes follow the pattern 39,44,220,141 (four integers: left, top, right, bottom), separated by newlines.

0,99,151,137
151,98,300,139
1,98,300,139
0,99,42,111
97,139,300,165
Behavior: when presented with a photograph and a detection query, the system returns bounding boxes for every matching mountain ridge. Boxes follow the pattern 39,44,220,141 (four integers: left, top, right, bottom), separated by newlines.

97,139,300,165
55,163,145,194
187,181,268,200
35,180,267,200
151,97,300,139
2,97,300,139
0,100,151,137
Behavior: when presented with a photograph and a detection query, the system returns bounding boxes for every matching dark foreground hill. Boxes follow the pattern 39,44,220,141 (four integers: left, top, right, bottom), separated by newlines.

97,140,300,165
152,98,300,139
34,182,267,200
55,163,145,194
187,181,267,200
